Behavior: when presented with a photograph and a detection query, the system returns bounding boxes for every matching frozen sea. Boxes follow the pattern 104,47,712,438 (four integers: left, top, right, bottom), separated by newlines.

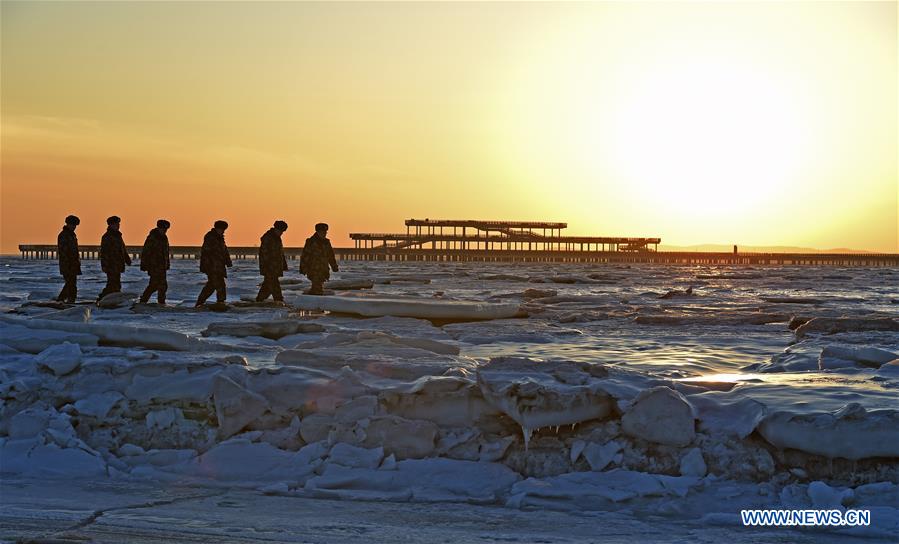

1,256,897,542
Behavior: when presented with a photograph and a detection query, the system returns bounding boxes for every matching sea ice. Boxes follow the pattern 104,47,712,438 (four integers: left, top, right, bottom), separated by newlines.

202,320,325,340
96,291,138,308
0,316,202,351
507,469,701,509
621,386,695,447
0,323,98,354
291,295,523,321
795,316,899,338
758,404,899,460
476,358,615,448
818,345,897,370
679,448,707,477
34,342,83,376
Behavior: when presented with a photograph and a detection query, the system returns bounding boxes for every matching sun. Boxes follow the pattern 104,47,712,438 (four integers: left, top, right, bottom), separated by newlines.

500,43,817,232
599,59,810,217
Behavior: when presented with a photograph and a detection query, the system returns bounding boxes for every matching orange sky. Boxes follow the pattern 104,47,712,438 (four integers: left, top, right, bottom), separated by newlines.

1,1,896,253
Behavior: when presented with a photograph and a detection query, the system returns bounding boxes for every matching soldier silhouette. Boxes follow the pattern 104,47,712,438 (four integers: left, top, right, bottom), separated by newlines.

196,220,232,306
300,222,338,295
139,219,171,304
256,220,289,302
55,215,81,303
98,215,131,301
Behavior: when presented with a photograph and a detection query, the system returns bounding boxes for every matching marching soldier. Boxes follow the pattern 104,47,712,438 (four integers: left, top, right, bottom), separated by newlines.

196,220,232,306
55,215,81,303
139,219,171,304
299,222,338,295
256,220,288,302
98,215,131,300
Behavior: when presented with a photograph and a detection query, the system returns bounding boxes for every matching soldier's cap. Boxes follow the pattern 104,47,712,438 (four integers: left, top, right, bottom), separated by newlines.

315,222,329,232
106,215,121,226
65,215,80,226
214,220,229,230
274,220,288,231
157,219,171,229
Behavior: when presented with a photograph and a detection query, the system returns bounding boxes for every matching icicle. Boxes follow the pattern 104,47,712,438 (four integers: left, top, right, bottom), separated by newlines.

522,426,532,452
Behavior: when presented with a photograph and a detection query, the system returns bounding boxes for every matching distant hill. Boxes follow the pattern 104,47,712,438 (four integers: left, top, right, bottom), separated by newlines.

658,244,882,254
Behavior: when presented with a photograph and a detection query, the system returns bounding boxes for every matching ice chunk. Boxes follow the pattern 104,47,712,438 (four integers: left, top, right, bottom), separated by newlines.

0,438,108,477
305,458,520,503
876,360,899,377
688,394,767,438
202,320,325,340
476,358,614,448
569,440,587,464
759,405,899,460
300,413,333,444
97,291,137,308
807,481,853,508
291,331,459,356
213,374,270,439
73,391,123,419
635,313,785,326
0,315,201,351
818,345,897,370
379,376,497,428
362,416,439,460
35,342,82,376
35,305,92,322
522,288,557,299
796,316,899,338
291,295,523,322
170,439,320,482
329,443,384,469
761,296,825,304
326,279,374,290
582,440,622,471
9,407,53,438
125,366,221,404
679,448,707,477
281,344,409,366
0,323,98,354
146,407,184,430
658,287,695,299
508,469,700,509
621,386,695,447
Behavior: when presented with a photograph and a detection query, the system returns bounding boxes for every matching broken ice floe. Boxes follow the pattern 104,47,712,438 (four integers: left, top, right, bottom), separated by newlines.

758,404,899,460
202,320,326,340
0,315,203,351
291,295,524,321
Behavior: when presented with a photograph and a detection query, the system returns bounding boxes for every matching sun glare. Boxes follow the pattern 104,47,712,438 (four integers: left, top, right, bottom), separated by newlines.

603,59,809,218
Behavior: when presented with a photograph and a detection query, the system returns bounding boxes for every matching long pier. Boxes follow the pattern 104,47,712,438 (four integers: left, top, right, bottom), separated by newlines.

16,244,899,266
16,218,899,266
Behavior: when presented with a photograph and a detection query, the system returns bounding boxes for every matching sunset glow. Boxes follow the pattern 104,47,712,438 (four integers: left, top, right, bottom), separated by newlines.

2,1,896,252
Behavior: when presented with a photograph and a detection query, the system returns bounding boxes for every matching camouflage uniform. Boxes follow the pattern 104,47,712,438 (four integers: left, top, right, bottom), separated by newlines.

300,234,338,295
256,228,288,302
197,229,232,304
56,226,81,303
98,227,131,300
139,227,171,303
